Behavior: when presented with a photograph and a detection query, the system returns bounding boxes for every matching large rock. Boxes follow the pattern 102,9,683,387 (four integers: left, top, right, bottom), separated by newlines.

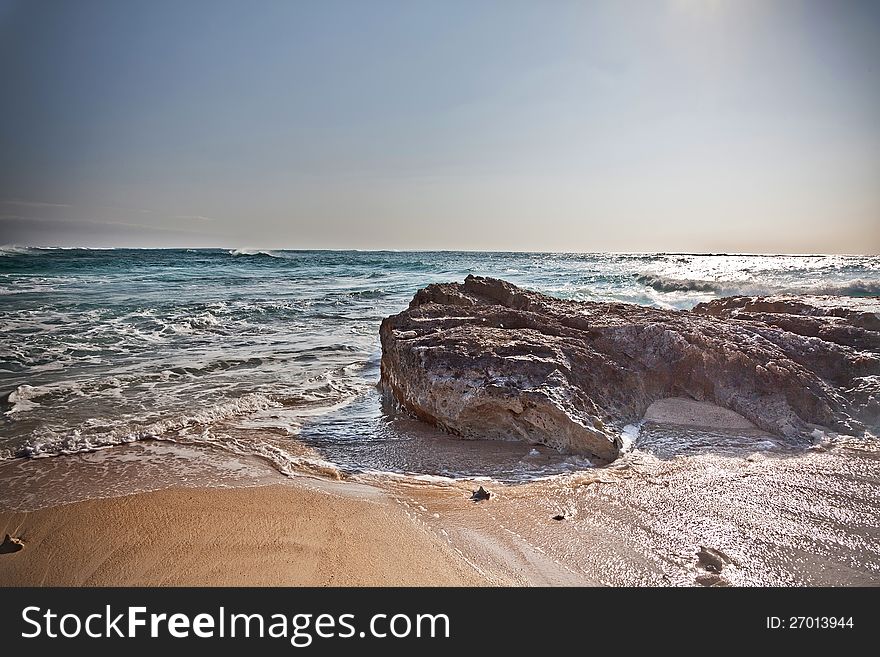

379,276,879,462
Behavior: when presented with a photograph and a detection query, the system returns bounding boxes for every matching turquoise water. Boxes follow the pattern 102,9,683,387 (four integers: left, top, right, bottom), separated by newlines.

2,247,878,478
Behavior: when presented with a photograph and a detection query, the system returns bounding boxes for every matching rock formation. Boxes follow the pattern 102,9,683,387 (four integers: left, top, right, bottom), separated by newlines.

379,276,879,463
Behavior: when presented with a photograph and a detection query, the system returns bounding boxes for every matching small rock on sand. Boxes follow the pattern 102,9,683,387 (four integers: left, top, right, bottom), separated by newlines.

697,546,735,573
470,486,491,501
1,534,24,554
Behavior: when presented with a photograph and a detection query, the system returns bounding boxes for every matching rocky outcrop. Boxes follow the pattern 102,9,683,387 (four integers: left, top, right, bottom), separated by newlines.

379,276,879,462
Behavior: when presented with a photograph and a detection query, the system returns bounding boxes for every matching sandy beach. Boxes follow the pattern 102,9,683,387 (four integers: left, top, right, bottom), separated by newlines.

0,472,485,587
0,442,599,587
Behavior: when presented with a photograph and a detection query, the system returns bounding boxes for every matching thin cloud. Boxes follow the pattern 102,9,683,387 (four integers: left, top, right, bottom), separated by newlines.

1,199,72,208
174,214,216,222
97,205,155,214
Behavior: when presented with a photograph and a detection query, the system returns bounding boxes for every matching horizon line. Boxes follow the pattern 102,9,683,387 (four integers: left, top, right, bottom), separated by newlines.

2,244,877,258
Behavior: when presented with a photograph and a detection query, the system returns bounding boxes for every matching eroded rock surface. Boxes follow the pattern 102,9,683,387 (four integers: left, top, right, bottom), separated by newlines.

379,276,879,462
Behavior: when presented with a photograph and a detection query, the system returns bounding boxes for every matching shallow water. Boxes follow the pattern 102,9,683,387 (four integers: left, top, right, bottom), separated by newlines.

3,248,878,480
376,426,880,586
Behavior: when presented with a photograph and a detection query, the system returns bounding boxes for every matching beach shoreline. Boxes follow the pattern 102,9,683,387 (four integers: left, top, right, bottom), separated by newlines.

3,418,878,587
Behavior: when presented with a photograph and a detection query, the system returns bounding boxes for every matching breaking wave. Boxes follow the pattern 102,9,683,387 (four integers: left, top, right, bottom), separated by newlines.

12,392,281,459
636,274,723,293
227,248,283,258
637,273,880,298
0,245,40,256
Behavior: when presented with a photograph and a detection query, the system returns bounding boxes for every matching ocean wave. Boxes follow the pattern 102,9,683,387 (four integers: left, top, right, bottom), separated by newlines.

0,284,60,295
1,355,333,418
0,245,39,256
0,245,114,256
224,249,433,271
3,380,103,416
13,392,282,459
803,279,880,297
227,248,282,258
186,431,342,479
4,358,372,461
162,310,224,333
347,288,387,298
637,273,880,298
635,273,722,293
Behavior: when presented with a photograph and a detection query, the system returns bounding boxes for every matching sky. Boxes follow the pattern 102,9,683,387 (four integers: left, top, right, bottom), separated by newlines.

1,0,878,253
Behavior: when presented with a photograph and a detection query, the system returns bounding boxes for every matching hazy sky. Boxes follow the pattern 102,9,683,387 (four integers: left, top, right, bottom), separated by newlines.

1,0,878,252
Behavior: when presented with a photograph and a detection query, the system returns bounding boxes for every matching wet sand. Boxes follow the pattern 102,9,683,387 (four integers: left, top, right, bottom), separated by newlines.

376,400,880,586
0,474,485,587
382,441,880,587
1,397,879,587
642,397,759,430
0,443,591,586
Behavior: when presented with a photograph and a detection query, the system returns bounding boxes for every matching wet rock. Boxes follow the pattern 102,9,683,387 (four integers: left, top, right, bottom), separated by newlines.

470,486,491,501
379,276,878,461
0,534,24,554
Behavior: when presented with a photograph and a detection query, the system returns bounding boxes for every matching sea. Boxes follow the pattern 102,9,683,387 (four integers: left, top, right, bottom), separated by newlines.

2,247,879,483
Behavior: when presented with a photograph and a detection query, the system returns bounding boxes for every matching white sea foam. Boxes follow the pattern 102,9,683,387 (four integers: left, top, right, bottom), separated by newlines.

359,469,490,484
619,423,642,452
167,311,222,333
636,273,723,294
228,248,283,258
0,245,38,256
14,392,282,459
800,279,880,297
6,385,42,415
185,429,340,478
